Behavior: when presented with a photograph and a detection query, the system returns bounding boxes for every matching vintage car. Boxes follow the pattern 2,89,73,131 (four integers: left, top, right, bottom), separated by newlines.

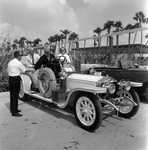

81,59,148,103
19,56,140,131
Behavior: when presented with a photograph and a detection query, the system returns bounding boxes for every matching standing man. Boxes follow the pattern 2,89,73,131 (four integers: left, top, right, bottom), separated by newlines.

26,47,40,67
7,50,35,117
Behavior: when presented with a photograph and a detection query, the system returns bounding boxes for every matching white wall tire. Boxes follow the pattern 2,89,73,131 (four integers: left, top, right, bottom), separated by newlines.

74,93,103,131
38,68,56,98
117,89,140,118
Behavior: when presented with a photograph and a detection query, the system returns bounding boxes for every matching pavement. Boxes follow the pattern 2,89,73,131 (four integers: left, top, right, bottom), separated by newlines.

0,92,148,150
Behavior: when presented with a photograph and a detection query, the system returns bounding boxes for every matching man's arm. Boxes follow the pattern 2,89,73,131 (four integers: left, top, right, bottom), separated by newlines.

19,61,35,73
34,55,44,70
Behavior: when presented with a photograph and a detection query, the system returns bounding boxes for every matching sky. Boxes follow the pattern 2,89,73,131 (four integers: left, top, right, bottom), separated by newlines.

0,0,148,45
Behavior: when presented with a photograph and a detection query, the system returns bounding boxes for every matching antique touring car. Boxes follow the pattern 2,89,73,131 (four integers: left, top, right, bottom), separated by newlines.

19,55,141,131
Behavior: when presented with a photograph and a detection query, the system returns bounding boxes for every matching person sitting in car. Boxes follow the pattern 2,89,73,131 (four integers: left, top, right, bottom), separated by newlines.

34,47,55,71
58,47,71,64
88,67,102,76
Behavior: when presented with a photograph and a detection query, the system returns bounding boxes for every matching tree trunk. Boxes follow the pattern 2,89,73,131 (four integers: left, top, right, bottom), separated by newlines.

128,33,131,51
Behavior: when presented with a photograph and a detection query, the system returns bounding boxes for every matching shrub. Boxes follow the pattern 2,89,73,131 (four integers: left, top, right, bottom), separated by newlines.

0,72,9,92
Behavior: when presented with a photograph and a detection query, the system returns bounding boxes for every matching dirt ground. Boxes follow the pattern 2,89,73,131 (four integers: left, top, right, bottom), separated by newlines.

0,92,148,150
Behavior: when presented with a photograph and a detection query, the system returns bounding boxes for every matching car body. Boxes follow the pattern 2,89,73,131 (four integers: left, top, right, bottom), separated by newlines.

81,59,148,102
19,56,140,131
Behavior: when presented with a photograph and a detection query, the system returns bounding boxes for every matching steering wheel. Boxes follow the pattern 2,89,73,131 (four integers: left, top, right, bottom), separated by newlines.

55,56,67,65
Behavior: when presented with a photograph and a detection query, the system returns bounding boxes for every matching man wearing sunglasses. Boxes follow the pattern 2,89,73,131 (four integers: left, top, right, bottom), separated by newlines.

34,47,55,71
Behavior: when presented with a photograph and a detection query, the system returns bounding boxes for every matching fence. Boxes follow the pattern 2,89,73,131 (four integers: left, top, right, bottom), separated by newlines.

48,27,148,71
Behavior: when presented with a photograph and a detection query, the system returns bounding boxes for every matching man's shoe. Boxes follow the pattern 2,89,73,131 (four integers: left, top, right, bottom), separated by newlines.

12,113,22,117
17,110,21,112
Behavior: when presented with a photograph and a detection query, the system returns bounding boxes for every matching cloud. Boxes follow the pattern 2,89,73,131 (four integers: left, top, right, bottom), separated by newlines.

0,0,79,43
0,0,148,44
66,0,90,12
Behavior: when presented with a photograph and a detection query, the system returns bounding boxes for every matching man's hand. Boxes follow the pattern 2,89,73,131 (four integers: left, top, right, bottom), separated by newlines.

26,67,35,72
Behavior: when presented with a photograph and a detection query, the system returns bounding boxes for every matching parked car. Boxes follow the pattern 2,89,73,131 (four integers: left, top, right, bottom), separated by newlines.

19,56,140,131
81,59,148,102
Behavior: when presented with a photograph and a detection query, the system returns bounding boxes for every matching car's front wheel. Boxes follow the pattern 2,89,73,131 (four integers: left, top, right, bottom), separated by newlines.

117,89,140,118
74,93,103,131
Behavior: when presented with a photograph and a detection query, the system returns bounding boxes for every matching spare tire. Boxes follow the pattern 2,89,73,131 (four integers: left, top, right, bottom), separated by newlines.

38,68,56,98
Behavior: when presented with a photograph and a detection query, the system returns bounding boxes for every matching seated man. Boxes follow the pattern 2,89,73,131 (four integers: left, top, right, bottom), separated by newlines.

34,47,55,71
33,47,62,80
88,67,102,76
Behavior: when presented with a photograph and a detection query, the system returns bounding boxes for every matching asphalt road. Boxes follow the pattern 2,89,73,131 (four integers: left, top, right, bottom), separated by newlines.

0,92,148,150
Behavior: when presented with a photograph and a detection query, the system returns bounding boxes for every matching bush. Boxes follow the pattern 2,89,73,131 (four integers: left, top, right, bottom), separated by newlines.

0,72,9,92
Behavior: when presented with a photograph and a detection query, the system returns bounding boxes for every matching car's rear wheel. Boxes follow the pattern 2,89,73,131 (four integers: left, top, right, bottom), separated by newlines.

19,80,28,101
117,89,140,118
74,93,103,131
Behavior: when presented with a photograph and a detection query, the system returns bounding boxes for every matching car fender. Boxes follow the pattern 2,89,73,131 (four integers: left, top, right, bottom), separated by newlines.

59,87,106,108
20,73,32,93
130,81,143,87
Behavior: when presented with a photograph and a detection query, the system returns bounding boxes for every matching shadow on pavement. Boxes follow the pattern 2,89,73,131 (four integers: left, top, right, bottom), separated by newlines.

19,96,126,130
19,96,79,128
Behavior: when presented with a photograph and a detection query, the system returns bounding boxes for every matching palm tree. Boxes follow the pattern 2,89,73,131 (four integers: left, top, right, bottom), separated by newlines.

59,34,66,48
33,38,42,46
113,21,123,53
103,20,114,48
11,43,17,50
133,11,147,27
26,40,33,48
60,29,71,47
68,32,79,51
13,39,19,44
13,39,19,49
145,33,148,45
18,37,27,48
48,36,55,44
68,32,79,69
52,34,61,54
124,24,134,50
133,11,148,59
93,27,102,49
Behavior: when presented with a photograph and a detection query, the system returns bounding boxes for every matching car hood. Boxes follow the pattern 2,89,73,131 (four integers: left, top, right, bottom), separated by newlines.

67,73,116,83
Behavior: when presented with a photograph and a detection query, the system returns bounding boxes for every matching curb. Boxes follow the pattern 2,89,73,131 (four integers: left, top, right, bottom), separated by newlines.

0,92,9,98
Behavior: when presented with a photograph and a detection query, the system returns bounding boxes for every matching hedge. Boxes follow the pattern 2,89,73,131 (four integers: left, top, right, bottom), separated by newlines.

0,72,9,92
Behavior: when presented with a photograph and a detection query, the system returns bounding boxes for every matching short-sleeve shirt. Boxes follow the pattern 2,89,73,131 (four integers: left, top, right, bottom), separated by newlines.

7,58,26,77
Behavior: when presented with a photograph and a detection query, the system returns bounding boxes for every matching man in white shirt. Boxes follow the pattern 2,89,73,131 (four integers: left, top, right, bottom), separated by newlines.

7,50,35,117
26,47,40,67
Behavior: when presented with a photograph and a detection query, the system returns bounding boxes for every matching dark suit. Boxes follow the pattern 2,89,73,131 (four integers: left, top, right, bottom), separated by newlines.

34,54,55,70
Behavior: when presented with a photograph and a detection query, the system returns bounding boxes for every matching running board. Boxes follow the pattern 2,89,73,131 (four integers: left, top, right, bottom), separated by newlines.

25,91,66,108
